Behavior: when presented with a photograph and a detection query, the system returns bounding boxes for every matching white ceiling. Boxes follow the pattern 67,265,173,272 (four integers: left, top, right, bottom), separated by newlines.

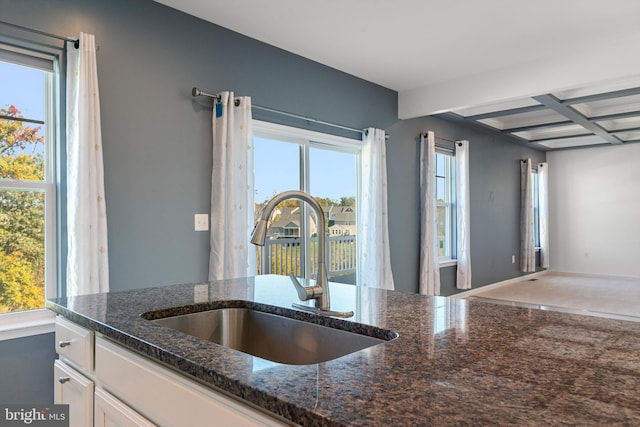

154,0,640,149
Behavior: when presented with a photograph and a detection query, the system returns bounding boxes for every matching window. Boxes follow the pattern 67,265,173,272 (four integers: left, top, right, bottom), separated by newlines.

253,121,359,285
435,151,455,261
532,169,540,248
0,47,57,319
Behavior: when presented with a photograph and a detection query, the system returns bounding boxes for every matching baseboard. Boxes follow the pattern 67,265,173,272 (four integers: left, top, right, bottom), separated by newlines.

451,270,548,299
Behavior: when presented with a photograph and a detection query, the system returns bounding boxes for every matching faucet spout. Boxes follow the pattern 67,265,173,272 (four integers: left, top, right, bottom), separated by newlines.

251,190,330,310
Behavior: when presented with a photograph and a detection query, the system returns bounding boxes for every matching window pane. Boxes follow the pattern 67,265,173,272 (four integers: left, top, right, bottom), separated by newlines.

254,137,302,276
435,152,446,177
436,176,446,202
254,137,300,205
0,61,45,121
0,61,47,181
436,205,448,257
532,171,540,247
0,189,45,313
435,152,454,259
253,131,359,286
310,146,357,285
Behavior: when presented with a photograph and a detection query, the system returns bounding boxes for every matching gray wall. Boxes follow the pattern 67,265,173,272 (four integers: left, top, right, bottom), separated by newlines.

2,0,398,291
2,0,397,403
0,333,56,403
386,116,546,295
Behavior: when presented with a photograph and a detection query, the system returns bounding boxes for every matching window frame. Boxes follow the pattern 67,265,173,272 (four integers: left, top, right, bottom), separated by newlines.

0,45,59,339
532,168,541,249
252,120,361,281
435,149,456,265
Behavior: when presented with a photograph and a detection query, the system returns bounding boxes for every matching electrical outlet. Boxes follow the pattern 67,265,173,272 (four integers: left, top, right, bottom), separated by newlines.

511,255,516,264
194,214,209,231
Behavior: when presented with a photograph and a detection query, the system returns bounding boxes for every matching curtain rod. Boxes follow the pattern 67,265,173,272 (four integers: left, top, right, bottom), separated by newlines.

0,20,79,48
192,87,365,135
419,132,464,148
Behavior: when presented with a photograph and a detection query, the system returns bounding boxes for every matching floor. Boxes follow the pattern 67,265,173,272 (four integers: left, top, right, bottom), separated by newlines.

468,271,640,322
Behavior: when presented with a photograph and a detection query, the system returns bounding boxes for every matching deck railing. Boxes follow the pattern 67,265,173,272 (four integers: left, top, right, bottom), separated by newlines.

256,235,356,279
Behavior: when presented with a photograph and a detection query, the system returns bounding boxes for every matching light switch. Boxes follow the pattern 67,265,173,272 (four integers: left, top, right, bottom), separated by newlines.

194,214,209,231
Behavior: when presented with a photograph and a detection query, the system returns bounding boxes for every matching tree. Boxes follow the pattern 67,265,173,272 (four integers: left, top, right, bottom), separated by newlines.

0,105,45,312
339,196,355,207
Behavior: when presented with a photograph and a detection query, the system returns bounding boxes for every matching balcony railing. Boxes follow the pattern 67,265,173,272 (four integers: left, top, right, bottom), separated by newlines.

256,235,356,281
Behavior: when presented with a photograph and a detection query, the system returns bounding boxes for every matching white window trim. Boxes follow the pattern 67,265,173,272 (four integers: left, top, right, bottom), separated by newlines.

0,50,58,339
439,259,458,268
436,152,455,263
253,120,361,151
0,310,55,341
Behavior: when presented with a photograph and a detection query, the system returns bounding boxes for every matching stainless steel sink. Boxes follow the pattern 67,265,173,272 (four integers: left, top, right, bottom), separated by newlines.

150,307,393,365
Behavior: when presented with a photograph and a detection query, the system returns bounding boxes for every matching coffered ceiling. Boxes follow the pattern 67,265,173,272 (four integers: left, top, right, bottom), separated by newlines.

444,77,640,150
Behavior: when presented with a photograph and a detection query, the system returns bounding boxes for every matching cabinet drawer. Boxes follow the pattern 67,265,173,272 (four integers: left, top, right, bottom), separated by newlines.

55,317,94,373
95,337,289,427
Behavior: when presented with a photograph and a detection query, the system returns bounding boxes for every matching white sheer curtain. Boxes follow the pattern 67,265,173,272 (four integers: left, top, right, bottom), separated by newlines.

357,128,394,290
520,159,535,272
455,140,471,290
419,131,440,295
208,92,255,280
538,162,549,269
66,33,109,296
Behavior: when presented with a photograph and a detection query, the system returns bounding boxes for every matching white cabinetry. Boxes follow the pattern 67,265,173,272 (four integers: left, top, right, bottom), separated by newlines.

54,317,153,427
54,359,93,427
54,316,291,427
94,388,155,427
94,336,288,426
54,317,95,427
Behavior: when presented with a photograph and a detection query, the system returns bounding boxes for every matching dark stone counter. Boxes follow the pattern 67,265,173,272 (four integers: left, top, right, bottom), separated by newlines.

47,275,640,426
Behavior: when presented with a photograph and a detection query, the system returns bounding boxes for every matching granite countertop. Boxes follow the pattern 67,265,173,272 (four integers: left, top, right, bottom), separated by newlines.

47,275,640,426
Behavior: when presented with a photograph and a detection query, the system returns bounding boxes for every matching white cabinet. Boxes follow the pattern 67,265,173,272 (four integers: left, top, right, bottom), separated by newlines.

54,317,153,427
94,388,155,427
54,316,291,426
94,336,289,427
54,360,94,427
54,317,95,427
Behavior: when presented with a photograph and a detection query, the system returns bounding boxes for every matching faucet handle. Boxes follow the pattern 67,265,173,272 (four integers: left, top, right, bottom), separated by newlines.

289,273,323,301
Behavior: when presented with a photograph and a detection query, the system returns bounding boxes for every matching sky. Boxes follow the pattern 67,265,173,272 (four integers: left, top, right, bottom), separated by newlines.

253,136,357,205
0,61,45,120
0,61,46,156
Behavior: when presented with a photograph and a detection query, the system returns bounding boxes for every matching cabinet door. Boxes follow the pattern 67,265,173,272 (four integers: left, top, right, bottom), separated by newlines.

95,388,155,427
54,360,94,427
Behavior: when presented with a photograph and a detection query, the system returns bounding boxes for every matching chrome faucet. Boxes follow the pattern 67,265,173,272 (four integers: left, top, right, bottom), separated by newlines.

251,190,353,317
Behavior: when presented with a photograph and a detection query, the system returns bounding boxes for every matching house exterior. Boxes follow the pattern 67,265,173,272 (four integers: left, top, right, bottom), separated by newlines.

265,206,356,238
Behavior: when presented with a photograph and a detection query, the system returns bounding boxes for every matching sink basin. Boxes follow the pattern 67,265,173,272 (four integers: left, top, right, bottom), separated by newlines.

146,306,395,365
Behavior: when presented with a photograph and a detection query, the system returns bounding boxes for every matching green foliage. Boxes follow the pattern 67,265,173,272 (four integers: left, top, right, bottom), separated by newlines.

339,196,355,207
0,105,45,313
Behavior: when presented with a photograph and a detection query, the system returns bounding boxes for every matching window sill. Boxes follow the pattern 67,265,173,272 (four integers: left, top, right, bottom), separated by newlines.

439,259,458,268
0,309,55,341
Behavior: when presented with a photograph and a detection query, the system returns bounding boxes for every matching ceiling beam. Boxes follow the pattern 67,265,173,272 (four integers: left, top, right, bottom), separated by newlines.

589,110,640,122
438,112,549,151
529,133,595,143
464,104,546,121
532,94,622,145
502,120,573,134
560,87,640,105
